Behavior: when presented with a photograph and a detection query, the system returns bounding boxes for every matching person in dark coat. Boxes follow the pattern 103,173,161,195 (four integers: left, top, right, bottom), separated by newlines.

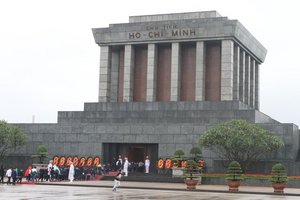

12,169,17,185
0,165,4,183
17,169,23,183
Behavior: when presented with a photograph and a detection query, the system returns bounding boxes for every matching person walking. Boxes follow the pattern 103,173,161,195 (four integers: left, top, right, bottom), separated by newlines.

31,166,37,182
68,161,75,182
123,157,129,176
6,168,12,184
24,165,32,182
112,170,123,192
47,160,53,182
145,156,150,173
12,168,17,185
0,165,4,183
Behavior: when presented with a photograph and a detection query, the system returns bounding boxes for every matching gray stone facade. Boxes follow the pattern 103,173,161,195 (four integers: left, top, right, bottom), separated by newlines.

9,101,300,174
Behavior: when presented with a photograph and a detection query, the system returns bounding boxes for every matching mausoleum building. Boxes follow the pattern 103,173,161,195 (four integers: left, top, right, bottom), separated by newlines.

8,11,300,174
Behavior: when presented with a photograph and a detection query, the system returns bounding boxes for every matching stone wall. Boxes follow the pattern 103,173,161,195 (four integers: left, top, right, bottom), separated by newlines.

5,101,300,175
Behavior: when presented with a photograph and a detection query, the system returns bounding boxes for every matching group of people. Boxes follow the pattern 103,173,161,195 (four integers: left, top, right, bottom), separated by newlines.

110,155,151,176
0,160,100,184
46,160,74,182
1,155,151,191
112,155,150,192
0,166,23,185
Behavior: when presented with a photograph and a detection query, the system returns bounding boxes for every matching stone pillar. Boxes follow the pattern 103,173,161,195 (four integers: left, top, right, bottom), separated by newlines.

250,59,256,108
239,50,245,103
110,50,119,102
146,44,157,101
171,43,180,101
123,45,134,102
195,41,205,101
233,45,240,100
221,40,234,100
98,46,111,102
244,54,251,106
255,62,260,110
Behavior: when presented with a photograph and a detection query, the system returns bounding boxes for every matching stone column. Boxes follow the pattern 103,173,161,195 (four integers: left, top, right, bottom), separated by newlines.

110,50,119,102
171,43,180,101
250,59,256,108
98,46,111,102
233,45,240,100
255,62,260,110
123,45,134,102
239,50,245,103
221,40,234,100
244,54,251,106
146,44,157,101
195,41,205,101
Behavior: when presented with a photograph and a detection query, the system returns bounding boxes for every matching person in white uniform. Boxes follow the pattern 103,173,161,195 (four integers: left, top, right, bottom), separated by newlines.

145,156,150,173
123,157,129,176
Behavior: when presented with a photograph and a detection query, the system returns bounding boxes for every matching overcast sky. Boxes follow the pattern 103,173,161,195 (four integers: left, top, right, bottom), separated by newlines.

0,0,299,127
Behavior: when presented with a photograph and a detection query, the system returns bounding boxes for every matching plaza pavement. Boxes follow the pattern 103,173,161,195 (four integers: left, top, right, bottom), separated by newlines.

33,180,300,196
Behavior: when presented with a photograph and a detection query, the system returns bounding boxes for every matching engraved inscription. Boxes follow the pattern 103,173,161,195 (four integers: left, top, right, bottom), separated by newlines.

128,24,196,40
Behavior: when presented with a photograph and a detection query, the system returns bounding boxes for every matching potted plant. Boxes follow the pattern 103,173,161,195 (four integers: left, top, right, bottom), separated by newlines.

189,146,204,184
171,149,185,177
270,163,288,193
226,161,243,192
184,159,201,189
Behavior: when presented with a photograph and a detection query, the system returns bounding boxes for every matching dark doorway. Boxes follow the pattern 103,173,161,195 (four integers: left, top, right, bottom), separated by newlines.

102,143,158,172
128,145,145,163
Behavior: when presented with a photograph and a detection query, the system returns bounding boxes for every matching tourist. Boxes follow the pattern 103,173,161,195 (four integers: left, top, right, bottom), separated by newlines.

24,165,31,182
31,166,37,182
123,157,129,176
53,164,60,181
38,168,45,182
68,161,75,182
138,161,144,172
0,165,4,183
47,160,53,181
12,168,17,185
17,169,23,183
6,168,12,184
112,170,123,192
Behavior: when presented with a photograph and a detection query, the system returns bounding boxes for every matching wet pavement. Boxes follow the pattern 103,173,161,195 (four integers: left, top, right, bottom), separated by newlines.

1,184,300,200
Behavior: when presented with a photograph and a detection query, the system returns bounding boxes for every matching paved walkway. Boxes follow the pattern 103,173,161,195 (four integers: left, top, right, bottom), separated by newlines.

33,180,300,196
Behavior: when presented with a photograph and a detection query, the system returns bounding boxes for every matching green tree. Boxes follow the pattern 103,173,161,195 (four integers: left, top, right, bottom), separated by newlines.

0,120,28,162
199,119,284,171
189,147,202,161
32,144,49,164
172,149,185,167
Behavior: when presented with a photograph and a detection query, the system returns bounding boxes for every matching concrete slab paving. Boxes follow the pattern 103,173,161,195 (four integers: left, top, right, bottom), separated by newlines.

34,180,300,196
1,184,300,200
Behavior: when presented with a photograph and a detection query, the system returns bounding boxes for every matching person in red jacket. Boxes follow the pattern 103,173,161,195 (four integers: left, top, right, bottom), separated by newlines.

24,165,32,182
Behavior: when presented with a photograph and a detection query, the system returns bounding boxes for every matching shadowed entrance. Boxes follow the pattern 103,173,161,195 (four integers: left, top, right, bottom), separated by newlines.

102,143,158,172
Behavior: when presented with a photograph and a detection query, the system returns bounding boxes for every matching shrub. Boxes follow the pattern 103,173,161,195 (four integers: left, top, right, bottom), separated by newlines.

184,159,201,180
226,161,243,181
189,147,202,160
172,149,185,167
270,163,288,183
